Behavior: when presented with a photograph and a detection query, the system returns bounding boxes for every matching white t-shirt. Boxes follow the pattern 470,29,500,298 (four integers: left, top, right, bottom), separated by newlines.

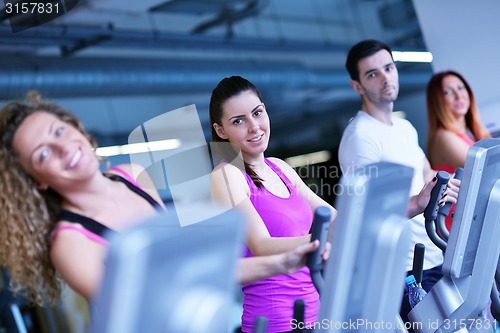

338,111,443,271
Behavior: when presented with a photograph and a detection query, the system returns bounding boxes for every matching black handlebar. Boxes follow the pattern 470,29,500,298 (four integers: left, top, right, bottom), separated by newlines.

253,316,268,333
412,243,425,285
292,299,305,333
306,206,331,294
435,168,464,242
424,171,450,252
491,259,500,321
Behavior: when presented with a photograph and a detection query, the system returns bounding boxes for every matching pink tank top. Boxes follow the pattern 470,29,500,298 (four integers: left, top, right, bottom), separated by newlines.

240,158,319,333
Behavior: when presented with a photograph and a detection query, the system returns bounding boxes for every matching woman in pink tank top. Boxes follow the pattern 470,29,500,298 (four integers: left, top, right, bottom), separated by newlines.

426,71,491,229
210,76,337,332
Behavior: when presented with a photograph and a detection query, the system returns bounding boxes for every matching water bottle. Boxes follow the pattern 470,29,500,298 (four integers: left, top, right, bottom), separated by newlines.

406,274,427,308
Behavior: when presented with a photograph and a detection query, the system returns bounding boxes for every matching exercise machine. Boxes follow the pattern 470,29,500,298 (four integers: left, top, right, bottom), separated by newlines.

408,138,500,333
91,202,245,333
314,161,414,332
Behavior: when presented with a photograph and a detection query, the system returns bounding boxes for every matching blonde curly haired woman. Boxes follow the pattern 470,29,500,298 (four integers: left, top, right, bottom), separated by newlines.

0,92,165,305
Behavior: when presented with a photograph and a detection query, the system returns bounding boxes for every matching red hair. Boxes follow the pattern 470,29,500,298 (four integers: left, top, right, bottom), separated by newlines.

426,70,490,153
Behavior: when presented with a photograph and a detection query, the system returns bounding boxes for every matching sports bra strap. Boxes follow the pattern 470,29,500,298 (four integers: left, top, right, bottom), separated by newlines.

107,166,141,188
54,172,163,243
51,225,110,246
106,174,162,210
58,210,116,238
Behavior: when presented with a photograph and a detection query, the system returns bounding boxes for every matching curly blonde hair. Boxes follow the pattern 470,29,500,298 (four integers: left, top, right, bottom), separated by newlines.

0,92,97,305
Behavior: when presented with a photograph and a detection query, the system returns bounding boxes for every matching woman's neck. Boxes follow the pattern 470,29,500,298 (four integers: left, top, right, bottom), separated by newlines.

243,153,266,169
450,115,468,134
59,172,119,215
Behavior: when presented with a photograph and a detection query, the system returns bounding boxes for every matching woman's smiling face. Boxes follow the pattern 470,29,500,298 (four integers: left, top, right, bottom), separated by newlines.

12,111,99,190
213,90,270,159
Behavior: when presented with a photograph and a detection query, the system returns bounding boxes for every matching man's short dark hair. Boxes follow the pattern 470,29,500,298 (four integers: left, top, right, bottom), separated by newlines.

345,39,393,81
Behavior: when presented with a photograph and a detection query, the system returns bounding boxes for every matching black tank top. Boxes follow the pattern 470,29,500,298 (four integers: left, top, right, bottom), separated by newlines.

58,174,163,237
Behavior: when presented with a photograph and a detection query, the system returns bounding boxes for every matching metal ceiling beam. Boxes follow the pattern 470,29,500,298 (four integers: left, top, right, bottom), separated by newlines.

0,24,426,55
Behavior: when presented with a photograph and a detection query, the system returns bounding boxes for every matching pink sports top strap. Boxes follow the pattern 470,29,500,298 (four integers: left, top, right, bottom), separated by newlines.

50,225,109,246
108,166,143,190
455,132,476,146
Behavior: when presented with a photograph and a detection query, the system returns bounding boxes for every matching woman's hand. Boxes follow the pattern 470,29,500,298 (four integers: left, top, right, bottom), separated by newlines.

438,178,461,207
280,239,331,275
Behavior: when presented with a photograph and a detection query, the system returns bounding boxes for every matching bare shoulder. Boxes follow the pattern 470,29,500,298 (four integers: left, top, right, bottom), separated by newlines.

107,163,155,188
211,161,250,202
267,157,292,171
106,163,145,179
107,163,164,206
434,129,459,145
50,223,107,299
433,129,470,152
267,157,298,180
211,161,246,183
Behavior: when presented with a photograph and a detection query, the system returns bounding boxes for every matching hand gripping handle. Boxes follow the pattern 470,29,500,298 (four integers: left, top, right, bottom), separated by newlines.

306,206,331,272
438,168,463,217
423,171,450,221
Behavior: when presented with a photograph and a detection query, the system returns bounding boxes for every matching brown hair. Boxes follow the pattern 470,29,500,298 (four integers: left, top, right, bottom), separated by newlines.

346,39,394,82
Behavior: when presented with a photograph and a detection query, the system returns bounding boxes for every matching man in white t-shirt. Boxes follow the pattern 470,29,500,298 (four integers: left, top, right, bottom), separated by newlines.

338,39,460,327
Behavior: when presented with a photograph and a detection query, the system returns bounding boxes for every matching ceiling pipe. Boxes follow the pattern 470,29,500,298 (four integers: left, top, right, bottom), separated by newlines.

0,57,336,99
0,56,430,100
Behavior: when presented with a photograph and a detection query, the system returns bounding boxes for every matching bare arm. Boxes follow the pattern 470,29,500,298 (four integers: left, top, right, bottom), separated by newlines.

237,240,320,284
422,157,437,183
406,176,437,218
406,157,438,218
50,231,107,300
211,163,310,256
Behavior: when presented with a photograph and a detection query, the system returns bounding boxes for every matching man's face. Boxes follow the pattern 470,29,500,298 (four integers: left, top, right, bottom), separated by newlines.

352,49,399,106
